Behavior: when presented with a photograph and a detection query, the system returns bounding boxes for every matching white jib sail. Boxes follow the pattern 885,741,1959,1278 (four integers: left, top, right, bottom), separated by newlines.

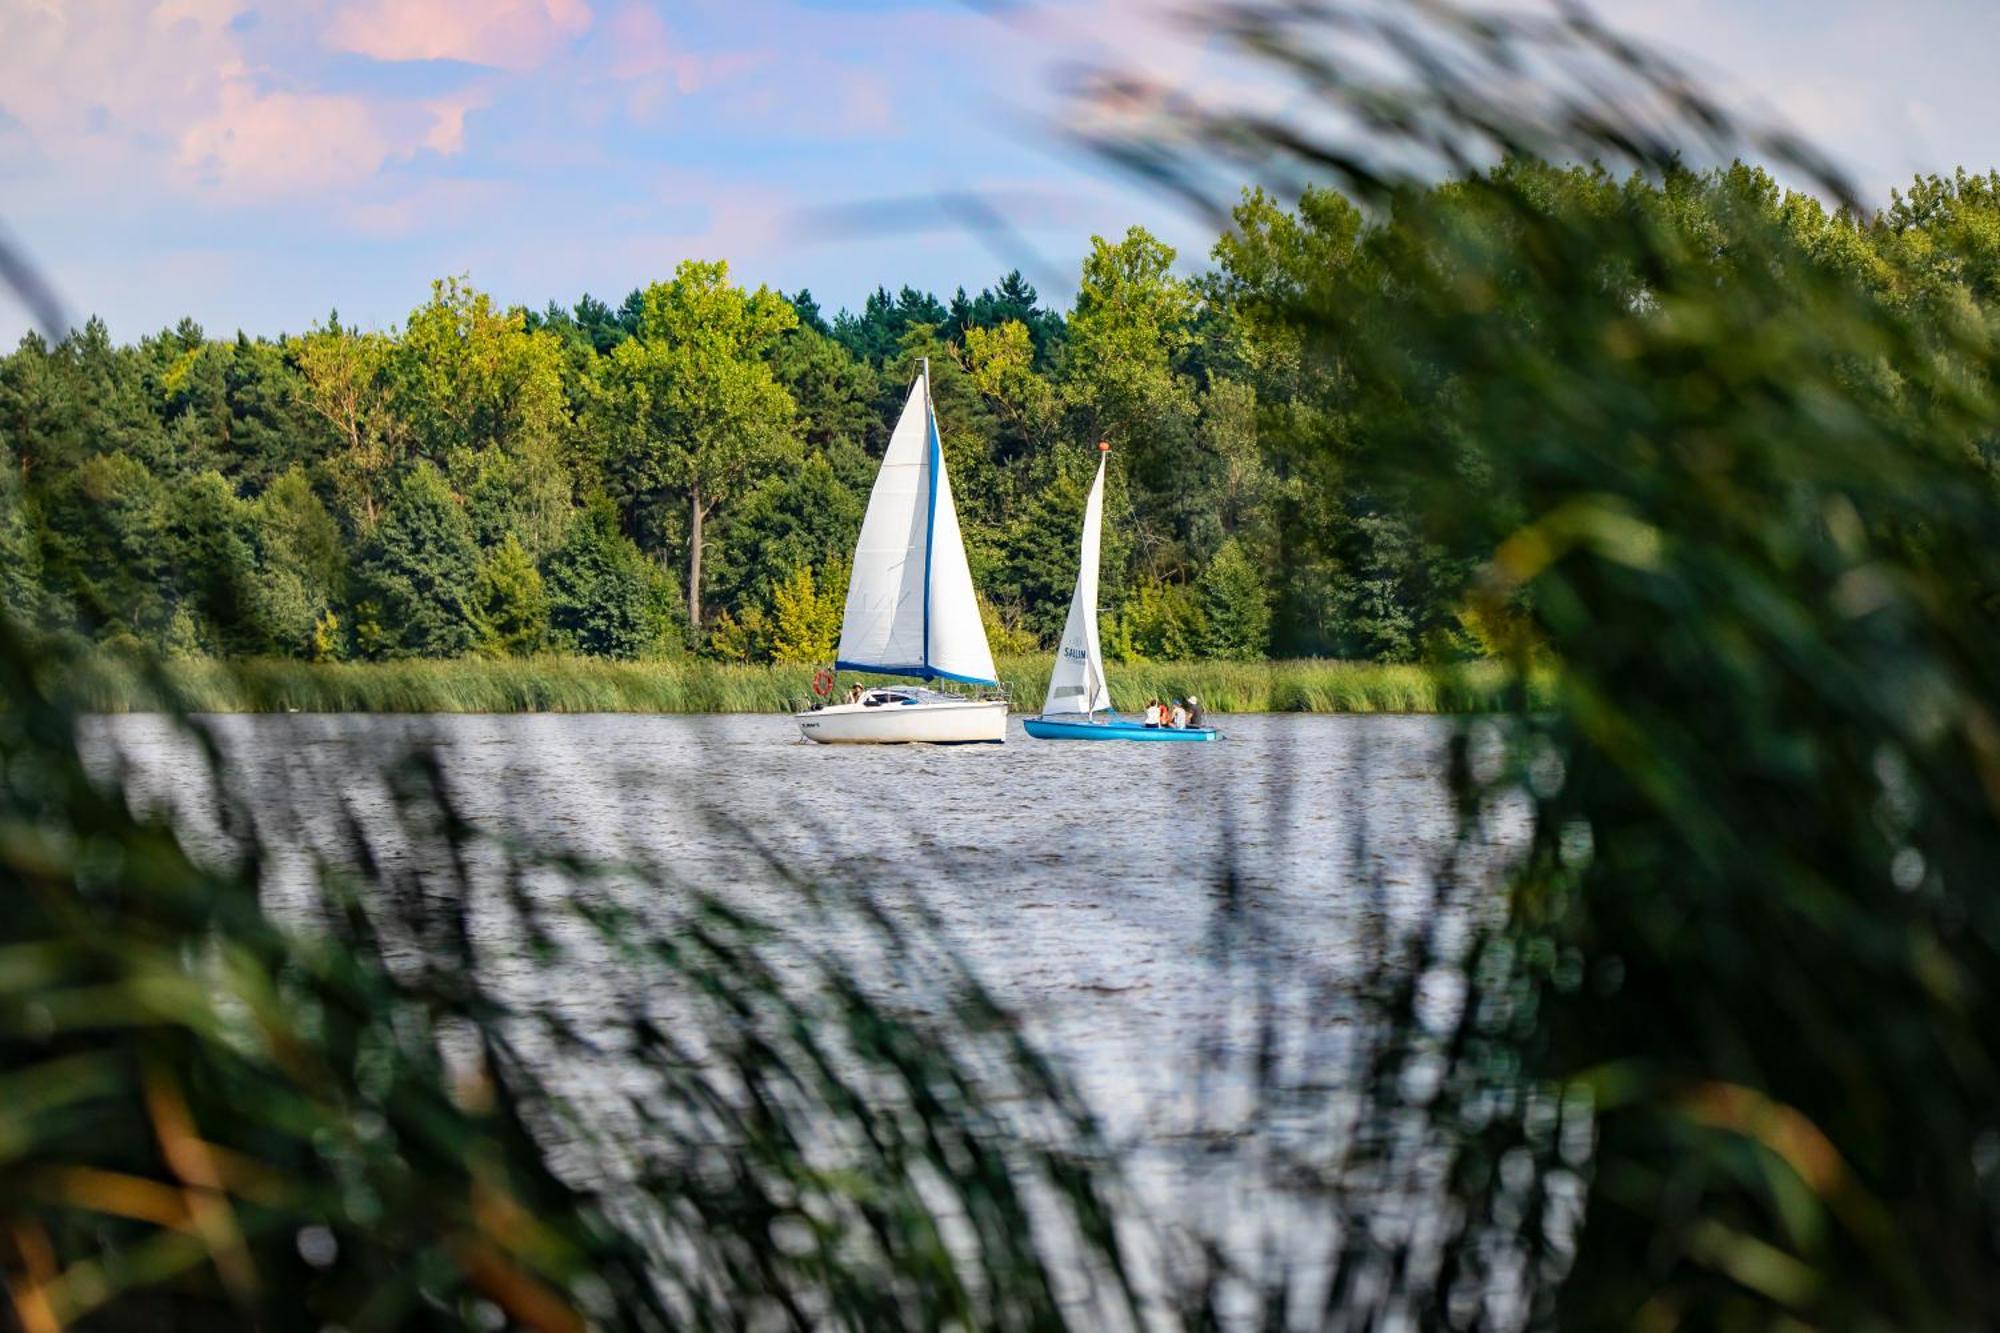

835,367,998,686
1042,452,1112,716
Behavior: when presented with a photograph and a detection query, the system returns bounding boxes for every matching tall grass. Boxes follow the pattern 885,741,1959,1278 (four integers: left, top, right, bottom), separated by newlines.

67,653,1545,715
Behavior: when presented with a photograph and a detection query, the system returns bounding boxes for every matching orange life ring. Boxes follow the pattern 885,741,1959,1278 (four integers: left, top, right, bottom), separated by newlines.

811,667,835,698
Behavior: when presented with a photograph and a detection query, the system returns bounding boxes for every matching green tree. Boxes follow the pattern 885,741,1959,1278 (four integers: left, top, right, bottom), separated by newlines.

475,534,550,657
395,277,571,555
964,319,1057,453
0,332,84,485
997,449,1133,642
250,467,346,657
961,270,1066,366
220,334,316,491
166,470,265,656
708,605,771,663
543,502,667,659
292,319,404,530
43,451,171,641
769,322,881,475
706,455,862,627
593,261,798,629
64,318,175,475
0,441,43,628
350,462,481,659
1196,537,1271,660
1106,577,1204,661
1063,227,1198,450
831,285,951,365
884,324,1009,555
1207,185,1362,400
767,559,846,665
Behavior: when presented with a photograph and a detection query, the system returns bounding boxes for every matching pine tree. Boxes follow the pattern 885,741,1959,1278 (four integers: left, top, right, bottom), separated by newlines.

1197,538,1271,661
543,503,660,659
351,462,481,659
475,534,550,657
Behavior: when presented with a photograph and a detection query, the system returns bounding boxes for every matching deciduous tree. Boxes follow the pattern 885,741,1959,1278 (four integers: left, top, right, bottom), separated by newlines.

593,261,798,630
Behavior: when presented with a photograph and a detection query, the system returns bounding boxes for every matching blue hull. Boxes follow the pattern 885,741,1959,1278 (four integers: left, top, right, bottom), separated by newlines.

1023,716,1218,742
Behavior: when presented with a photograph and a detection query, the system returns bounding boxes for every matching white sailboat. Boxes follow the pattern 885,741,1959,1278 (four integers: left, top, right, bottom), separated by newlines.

1024,443,1215,741
797,362,1007,745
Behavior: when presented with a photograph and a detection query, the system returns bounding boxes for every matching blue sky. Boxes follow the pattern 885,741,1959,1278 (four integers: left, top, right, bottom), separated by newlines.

0,0,1995,342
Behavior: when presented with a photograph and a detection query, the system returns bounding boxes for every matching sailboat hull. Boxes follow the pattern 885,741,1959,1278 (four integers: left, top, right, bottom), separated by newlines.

798,698,1008,745
1023,716,1218,742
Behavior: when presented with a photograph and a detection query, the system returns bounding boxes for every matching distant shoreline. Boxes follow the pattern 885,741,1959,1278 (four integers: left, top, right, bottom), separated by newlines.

65,655,1544,716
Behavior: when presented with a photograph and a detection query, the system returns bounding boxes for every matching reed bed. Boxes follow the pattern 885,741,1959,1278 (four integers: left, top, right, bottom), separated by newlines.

68,653,1544,715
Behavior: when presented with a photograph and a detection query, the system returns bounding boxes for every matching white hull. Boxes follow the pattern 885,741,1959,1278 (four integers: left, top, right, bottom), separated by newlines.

797,697,1007,745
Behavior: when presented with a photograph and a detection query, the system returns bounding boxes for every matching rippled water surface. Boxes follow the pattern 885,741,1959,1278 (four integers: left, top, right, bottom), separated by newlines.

87,711,1519,1143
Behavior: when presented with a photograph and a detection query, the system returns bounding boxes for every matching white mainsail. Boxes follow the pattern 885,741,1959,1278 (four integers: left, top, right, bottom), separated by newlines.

834,366,999,686
1041,449,1113,716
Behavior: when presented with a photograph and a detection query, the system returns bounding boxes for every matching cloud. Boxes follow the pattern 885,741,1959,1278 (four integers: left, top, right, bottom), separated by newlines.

0,0,506,206
323,0,592,71
603,3,700,86
178,73,397,197
421,86,492,154
589,3,768,127
340,175,515,239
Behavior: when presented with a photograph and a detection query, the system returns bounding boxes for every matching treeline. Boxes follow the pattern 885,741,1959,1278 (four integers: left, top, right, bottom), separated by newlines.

2,162,1997,666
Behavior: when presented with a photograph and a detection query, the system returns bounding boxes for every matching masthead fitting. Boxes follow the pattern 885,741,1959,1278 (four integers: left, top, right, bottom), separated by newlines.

1097,440,1111,453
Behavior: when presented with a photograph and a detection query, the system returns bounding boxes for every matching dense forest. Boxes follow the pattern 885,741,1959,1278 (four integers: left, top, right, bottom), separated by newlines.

3,161,1997,668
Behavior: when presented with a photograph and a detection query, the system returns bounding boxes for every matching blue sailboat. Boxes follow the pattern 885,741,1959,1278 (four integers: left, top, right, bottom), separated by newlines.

1022,443,1218,742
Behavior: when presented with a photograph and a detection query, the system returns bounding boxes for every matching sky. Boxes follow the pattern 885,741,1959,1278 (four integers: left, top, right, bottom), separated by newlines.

0,0,1995,343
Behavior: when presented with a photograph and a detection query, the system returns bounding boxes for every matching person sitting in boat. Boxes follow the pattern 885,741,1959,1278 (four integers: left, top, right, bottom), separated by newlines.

1170,699,1189,729
846,684,864,705
1187,696,1205,728
1144,699,1162,727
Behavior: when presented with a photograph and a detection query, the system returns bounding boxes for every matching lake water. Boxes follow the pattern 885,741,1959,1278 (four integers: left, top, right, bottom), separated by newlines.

86,711,1522,1148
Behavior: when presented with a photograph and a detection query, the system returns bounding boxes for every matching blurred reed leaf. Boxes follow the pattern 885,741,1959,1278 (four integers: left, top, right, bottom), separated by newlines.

0,623,1151,1330
1072,0,2000,1325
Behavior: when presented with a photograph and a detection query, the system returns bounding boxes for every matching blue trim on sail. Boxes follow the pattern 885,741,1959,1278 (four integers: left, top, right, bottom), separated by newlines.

920,383,940,677
833,661,998,688
927,667,1000,687
835,660,928,678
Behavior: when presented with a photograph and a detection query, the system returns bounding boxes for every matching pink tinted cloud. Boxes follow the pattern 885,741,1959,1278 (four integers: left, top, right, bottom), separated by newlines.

421,87,493,154
178,74,395,196
597,4,768,124
0,0,501,204
324,0,593,71
341,176,515,239
604,3,701,86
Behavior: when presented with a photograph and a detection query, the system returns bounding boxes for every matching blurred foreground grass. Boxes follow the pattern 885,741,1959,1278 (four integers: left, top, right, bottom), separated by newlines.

62,653,1540,715
9,0,2000,1327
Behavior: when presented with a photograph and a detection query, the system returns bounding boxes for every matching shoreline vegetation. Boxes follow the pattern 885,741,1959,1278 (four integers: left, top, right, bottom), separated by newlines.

64,653,1546,716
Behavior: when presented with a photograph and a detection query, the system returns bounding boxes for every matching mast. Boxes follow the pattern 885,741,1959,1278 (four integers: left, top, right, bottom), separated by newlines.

920,356,935,681
1090,438,1108,718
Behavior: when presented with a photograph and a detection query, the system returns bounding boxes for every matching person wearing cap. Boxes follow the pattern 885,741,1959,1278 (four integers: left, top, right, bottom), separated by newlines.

1186,695,1205,728
1170,699,1189,729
